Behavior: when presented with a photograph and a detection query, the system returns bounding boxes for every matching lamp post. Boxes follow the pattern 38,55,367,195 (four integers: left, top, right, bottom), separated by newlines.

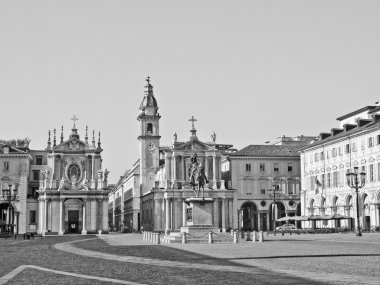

268,185,281,236
346,167,366,237
2,184,18,234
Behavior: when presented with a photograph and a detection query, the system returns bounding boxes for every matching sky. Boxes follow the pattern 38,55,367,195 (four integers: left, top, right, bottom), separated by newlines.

1,1,379,184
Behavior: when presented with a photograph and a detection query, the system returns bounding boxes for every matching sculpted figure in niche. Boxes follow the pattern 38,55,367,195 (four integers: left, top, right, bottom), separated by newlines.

58,177,65,191
80,177,89,191
98,169,103,181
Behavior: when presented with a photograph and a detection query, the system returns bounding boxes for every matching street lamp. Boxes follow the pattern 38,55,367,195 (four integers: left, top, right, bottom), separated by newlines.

346,167,366,237
268,185,281,236
2,184,18,234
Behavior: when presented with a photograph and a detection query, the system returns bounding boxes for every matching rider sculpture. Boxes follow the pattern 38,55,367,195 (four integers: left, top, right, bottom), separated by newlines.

188,153,209,197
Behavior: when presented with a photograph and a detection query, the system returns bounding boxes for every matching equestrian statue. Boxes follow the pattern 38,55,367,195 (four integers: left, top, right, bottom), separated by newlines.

188,153,209,198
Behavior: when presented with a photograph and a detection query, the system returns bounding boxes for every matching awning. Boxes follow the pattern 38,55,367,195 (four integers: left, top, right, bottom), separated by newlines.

276,215,310,222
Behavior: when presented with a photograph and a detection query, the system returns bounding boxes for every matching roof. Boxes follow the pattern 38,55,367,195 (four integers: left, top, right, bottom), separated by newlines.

301,119,380,151
336,106,376,121
229,145,302,157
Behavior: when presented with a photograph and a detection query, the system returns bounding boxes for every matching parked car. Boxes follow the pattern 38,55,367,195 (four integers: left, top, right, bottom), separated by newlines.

276,223,297,231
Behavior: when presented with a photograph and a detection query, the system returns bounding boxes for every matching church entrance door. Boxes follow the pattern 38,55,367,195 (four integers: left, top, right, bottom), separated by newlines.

68,210,79,234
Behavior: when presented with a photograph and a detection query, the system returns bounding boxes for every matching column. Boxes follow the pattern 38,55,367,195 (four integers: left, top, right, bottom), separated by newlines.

165,198,170,234
266,213,270,231
82,202,87,234
228,199,233,230
112,194,115,227
91,199,98,231
91,155,96,189
205,156,209,181
212,155,217,189
102,199,108,231
44,199,48,233
222,198,226,232
174,198,181,229
58,199,64,235
155,199,162,231
213,199,219,228
182,199,187,226
172,155,177,182
180,157,185,182
258,212,262,231
38,199,43,234
165,153,172,182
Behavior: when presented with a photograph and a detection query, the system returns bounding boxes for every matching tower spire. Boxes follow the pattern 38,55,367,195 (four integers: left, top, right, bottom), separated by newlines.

60,125,64,143
53,128,56,147
47,130,51,149
92,130,95,147
98,131,101,148
85,125,88,144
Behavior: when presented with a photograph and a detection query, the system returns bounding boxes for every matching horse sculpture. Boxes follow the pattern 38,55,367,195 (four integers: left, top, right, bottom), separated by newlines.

190,162,209,198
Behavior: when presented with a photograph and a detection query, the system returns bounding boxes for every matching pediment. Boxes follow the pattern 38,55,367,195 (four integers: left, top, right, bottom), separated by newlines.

53,139,95,152
175,140,215,152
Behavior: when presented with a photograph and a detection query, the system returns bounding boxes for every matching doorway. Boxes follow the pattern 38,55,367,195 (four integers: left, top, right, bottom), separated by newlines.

68,210,79,234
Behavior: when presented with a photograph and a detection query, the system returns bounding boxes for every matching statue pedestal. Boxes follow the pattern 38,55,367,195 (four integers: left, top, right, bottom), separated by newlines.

180,197,219,236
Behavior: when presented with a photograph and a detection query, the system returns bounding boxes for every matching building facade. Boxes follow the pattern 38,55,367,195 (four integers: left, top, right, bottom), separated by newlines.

227,136,315,231
301,104,380,230
109,78,237,233
0,121,110,235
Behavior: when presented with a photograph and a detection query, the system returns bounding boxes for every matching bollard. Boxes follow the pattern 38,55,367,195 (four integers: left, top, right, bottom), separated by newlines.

182,232,187,244
259,231,264,242
148,232,151,243
246,231,251,241
241,231,245,239
208,232,213,244
233,231,238,243
142,231,145,241
252,231,257,242
157,233,161,244
153,233,157,243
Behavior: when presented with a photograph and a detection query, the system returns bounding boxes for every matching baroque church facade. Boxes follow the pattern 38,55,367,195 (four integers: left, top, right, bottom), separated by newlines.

0,120,110,235
109,79,237,233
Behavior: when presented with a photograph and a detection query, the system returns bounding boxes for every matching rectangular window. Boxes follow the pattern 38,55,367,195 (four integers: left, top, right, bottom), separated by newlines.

310,176,315,190
338,146,342,156
332,148,337,157
288,163,293,172
245,164,251,172
260,182,266,195
320,152,324,160
314,153,319,162
362,166,367,181
3,161,9,171
345,144,350,153
274,163,279,172
370,164,374,182
36,156,43,165
327,173,331,188
352,142,357,152
326,150,330,159
33,170,40,181
322,174,325,187
377,135,380,145
368,137,374,147
30,210,36,224
333,172,338,187
259,163,265,172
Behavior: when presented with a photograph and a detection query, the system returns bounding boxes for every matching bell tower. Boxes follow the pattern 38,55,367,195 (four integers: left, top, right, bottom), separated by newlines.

138,77,161,195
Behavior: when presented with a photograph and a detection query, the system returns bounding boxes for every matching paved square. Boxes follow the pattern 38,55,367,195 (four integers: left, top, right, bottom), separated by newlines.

0,233,379,284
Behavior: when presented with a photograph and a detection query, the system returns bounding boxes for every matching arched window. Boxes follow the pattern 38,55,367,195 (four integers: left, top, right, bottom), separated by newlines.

67,163,81,181
147,123,153,133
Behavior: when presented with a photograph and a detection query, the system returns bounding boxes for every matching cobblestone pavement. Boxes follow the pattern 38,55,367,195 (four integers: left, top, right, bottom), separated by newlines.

1,233,378,284
94,233,380,285
0,235,324,284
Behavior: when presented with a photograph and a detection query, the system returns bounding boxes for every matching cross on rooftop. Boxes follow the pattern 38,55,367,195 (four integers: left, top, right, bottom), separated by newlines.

189,115,197,129
146,76,150,84
71,115,79,128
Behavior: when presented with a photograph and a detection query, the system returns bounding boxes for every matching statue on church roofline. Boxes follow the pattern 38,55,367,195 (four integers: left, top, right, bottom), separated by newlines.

211,131,216,143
